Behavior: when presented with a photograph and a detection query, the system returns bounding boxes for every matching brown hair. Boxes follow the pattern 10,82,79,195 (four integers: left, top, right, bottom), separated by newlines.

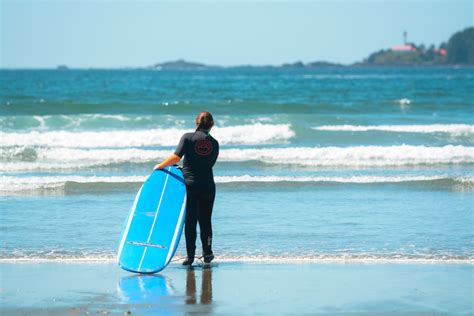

195,111,214,131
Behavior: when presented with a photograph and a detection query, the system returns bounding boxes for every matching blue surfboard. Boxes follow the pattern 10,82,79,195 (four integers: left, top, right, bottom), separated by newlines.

118,166,187,274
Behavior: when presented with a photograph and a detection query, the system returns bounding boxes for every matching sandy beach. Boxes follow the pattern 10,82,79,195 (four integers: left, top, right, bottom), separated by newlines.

1,261,472,315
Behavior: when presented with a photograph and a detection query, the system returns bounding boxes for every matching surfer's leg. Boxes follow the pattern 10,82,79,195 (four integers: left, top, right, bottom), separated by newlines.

198,185,216,256
185,186,199,260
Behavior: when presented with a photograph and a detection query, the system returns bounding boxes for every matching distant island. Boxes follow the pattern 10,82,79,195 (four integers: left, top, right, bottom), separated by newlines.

148,27,473,70
54,27,473,70
149,59,344,70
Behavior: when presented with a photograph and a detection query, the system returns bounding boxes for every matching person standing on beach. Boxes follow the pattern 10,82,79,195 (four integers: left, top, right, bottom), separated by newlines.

154,111,219,266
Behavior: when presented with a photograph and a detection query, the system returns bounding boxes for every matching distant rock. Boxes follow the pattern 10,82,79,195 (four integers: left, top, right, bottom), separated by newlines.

280,61,342,68
56,65,69,70
151,59,214,70
281,61,305,68
306,61,343,68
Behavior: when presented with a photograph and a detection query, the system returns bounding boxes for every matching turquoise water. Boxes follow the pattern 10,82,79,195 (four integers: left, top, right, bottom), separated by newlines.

1,67,473,262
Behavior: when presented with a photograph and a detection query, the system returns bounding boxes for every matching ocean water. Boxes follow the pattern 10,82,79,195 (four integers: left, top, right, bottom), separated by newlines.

1,67,473,263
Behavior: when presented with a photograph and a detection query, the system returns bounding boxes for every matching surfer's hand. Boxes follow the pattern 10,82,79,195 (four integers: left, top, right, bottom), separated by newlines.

154,154,181,170
153,163,164,170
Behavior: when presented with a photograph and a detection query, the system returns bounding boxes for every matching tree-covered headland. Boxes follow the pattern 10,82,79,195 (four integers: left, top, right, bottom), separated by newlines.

363,27,474,65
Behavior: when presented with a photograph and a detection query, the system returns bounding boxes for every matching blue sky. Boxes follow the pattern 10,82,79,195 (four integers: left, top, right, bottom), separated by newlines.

1,0,472,68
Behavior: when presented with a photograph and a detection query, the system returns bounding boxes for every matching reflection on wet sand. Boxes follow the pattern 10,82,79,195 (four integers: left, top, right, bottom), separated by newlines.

118,274,175,303
117,267,214,315
117,274,177,315
186,267,213,306
201,268,213,304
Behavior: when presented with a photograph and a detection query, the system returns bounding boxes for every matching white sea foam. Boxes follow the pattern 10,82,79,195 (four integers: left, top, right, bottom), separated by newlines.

0,253,472,264
1,174,472,193
1,145,473,171
89,114,133,121
4,147,168,162
0,175,146,192
0,147,170,171
215,175,470,183
32,115,48,129
0,123,294,148
219,145,474,167
396,98,411,105
313,124,474,135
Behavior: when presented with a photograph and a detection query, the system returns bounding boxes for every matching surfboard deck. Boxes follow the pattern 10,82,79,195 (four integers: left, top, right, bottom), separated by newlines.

117,166,187,274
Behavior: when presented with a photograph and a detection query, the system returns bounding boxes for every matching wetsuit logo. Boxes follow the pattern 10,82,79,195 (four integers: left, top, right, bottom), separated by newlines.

195,139,213,156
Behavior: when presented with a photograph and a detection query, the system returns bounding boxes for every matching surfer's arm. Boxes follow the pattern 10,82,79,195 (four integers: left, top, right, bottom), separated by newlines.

154,154,181,170
154,133,187,170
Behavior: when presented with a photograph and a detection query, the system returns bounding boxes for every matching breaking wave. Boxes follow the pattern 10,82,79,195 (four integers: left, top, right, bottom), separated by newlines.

1,174,472,193
1,145,473,171
0,123,294,147
220,145,474,166
313,124,474,135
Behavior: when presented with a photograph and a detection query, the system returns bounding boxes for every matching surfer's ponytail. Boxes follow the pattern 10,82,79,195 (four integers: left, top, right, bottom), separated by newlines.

195,111,214,131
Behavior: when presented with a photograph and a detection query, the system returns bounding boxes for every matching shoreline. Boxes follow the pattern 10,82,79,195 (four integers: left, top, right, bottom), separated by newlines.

1,257,473,265
1,261,472,315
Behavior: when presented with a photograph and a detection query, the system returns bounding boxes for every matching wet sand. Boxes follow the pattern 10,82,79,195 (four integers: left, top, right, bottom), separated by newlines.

0,261,472,315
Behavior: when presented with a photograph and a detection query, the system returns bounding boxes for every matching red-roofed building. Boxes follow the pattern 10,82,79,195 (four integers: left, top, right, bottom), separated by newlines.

434,48,447,56
391,44,417,52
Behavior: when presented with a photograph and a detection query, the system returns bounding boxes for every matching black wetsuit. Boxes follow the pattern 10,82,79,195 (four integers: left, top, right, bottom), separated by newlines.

174,130,219,258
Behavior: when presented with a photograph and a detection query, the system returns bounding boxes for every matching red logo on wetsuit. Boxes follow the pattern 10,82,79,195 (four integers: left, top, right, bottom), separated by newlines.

195,139,213,156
